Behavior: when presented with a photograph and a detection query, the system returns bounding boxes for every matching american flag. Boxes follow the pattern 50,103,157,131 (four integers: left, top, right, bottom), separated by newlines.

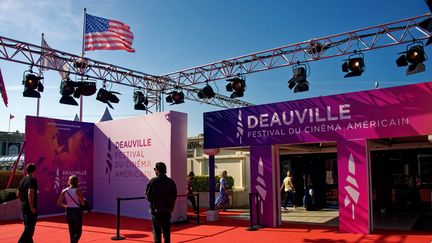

84,14,135,52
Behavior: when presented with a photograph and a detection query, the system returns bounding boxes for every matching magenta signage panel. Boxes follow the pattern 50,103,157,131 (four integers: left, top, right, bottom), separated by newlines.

25,116,94,215
337,140,370,234
204,82,432,148
250,145,276,227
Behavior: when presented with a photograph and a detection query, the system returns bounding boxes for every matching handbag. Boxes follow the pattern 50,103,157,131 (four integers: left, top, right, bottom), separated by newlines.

65,190,91,212
82,199,91,212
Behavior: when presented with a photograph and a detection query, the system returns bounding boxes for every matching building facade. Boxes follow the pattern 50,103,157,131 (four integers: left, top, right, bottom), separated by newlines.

0,131,25,170
187,134,250,207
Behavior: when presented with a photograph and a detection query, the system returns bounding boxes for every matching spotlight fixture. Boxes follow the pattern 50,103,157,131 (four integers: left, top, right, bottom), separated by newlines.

22,70,44,98
396,42,427,75
165,91,185,105
73,58,88,69
342,52,365,78
59,79,79,106
418,16,432,46
308,41,329,55
58,78,96,105
197,84,215,99
96,85,121,109
226,76,246,98
288,64,309,93
74,81,97,97
133,90,149,110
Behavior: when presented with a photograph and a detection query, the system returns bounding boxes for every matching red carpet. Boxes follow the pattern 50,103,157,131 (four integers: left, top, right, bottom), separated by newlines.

1,211,431,243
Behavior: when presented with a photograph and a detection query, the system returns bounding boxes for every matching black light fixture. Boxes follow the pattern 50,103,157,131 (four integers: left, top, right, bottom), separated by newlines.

288,64,309,93
165,91,185,105
418,0,432,46
73,58,88,69
396,42,427,75
226,76,246,98
133,90,149,110
74,81,97,98
418,16,432,46
308,41,329,55
421,0,432,45
59,79,79,106
96,83,121,109
197,84,215,99
342,52,365,78
58,77,96,105
22,70,44,98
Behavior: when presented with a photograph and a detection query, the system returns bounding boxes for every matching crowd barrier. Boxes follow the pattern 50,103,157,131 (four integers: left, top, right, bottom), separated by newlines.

111,193,200,241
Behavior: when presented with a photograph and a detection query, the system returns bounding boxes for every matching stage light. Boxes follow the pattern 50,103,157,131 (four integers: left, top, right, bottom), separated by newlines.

133,90,149,110
59,80,78,106
75,81,97,97
421,0,432,45
308,41,329,55
96,85,121,109
342,52,365,78
419,17,432,46
396,43,427,75
226,77,246,98
197,84,215,99
165,91,184,105
71,81,97,99
288,64,309,93
73,58,88,69
22,70,44,98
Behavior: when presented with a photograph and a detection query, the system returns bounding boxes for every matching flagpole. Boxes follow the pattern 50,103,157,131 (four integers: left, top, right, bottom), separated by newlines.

37,33,44,117
79,8,87,122
82,8,86,57
8,114,11,132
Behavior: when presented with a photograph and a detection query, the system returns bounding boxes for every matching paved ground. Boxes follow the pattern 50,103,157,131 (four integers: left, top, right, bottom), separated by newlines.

227,207,428,231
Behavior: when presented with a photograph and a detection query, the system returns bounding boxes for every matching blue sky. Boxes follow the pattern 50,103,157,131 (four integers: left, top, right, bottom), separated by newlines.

0,0,431,137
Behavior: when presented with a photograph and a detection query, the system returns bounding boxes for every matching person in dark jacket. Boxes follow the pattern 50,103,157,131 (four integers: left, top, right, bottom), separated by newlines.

145,162,177,243
17,163,38,243
187,171,198,213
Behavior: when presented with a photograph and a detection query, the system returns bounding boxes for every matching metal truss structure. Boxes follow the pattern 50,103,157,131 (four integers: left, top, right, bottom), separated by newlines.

0,36,253,111
0,13,431,112
163,13,432,85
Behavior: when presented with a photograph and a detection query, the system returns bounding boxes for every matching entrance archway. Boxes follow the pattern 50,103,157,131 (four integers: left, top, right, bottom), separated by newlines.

204,81,432,233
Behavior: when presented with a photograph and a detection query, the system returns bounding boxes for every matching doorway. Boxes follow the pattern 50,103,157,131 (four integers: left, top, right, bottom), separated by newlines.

371,146,432,231
279,152,339,226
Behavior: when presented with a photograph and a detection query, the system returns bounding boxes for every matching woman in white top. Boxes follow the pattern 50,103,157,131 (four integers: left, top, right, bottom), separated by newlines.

57,175,85,243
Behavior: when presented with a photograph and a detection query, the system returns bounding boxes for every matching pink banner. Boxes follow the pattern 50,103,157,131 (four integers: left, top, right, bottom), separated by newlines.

93,111,187,221
337,140,370,234
25,116,94,215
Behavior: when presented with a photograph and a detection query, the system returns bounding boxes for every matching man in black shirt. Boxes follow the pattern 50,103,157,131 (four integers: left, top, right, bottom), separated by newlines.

145,162,177,243
17,163,38,243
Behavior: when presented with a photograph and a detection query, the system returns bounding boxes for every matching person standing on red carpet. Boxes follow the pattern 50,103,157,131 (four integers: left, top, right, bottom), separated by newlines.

145,162,177,243
17,163,38,243
57,175,85,243
187,171,198,213
280,171,296,210
215,170,230,211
